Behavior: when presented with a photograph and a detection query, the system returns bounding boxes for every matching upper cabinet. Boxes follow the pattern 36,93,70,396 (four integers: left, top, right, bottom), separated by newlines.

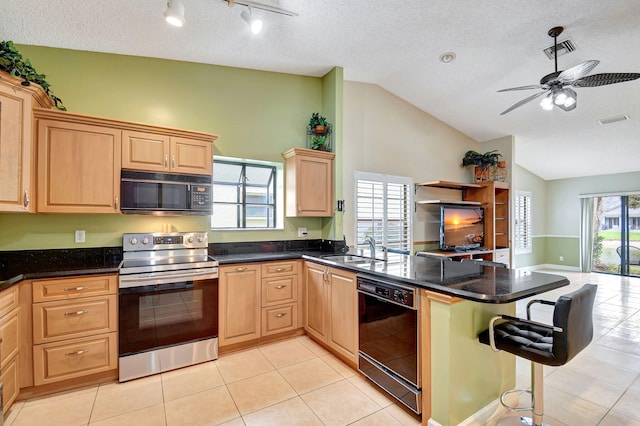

282,147,335,217
122,131,213,175
34,108,218,213
0,73,53,212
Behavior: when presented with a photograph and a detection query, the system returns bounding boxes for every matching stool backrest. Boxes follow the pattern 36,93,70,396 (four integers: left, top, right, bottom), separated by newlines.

552,284,597,365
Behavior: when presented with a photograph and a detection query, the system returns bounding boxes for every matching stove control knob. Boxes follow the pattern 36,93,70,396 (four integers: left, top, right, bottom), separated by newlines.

141,237,150,245
188,236,194,243
394,291,406,304
129,238,138,245
197,236,204,243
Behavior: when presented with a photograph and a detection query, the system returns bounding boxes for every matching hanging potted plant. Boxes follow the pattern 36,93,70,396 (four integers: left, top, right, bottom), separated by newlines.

0,40,65,110
461,150,503,182
308,112,328,134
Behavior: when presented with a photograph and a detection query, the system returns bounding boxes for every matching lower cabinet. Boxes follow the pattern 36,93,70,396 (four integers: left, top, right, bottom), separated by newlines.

0,285,20,413
219,261,301,347
303,262,358,365
31,275,118,386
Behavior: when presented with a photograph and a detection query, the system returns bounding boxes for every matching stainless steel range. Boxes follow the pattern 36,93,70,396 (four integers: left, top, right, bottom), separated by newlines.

118,231,218,382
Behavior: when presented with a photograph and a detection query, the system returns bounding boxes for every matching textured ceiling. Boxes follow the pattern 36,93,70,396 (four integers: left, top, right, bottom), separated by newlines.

2,0,640,180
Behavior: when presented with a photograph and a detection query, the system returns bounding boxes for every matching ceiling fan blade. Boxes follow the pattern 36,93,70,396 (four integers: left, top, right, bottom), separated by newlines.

557,60,600,84
500,91,548,115
498,84,546,92
573,72,640,88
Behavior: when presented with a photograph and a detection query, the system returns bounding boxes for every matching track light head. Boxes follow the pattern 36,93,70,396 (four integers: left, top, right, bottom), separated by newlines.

241,7,263,34
164,1,185,27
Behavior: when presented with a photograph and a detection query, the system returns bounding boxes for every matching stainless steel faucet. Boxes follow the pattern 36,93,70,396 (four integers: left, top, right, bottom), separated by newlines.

364,236,376,258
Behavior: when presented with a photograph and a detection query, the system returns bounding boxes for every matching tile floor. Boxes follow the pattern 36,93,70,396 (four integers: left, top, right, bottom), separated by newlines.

5,269,640,426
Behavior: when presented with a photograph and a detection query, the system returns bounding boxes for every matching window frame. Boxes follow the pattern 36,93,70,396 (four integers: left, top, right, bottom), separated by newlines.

353,171,413,254
211,156,284,230
514,191,533,254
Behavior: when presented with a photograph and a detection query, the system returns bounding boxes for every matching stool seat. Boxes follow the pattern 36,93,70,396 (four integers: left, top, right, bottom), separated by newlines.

478,284,597,426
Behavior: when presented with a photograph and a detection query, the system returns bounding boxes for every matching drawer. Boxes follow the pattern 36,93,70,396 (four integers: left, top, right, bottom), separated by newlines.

33,332,117,386
0,285,19,317
494,250,510,265
32,274,117,303
33,295,117,344
1,355,18,413
0,306,19,366
262,275,297,307
261,303,298,336
261,261,298,277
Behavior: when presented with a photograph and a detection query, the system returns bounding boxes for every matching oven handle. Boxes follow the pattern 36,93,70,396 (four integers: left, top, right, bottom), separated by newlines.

119,268,218,288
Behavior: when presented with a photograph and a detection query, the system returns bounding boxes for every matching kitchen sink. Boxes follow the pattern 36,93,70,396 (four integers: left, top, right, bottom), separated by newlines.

321,255,379,264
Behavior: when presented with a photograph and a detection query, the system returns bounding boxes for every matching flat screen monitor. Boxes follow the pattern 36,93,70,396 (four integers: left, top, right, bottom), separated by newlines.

440,205,484,251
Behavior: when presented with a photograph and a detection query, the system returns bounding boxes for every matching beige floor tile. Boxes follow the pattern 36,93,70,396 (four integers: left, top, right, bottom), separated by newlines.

164,386,240,426
89,403,166,425
301,379,380,426
382,403,422,426
258,338,317,369
319,354,357,378
216,348,275,383
582,343,640,372
242,396,323,425
296,335,332,357
544,367,627,407
542,385,608,425
11,390,95,426
279,357,343,394
347,375,396,408
227,370,297,415
350,409,403,425
22,383,99,406
91,375,164,423
4,400,25,425
611,389,640,421
162,361,225,402
599,410,640,425
217,418,246,426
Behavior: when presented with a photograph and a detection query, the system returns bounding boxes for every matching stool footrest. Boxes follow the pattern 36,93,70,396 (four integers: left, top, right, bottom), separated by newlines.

500,388,533,412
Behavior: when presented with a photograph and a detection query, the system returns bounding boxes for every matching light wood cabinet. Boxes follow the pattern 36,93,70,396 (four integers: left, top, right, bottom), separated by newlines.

303,262,358,365
122,131,213,175
219,264,262,346
0,73,53,212
219,260,301,346
0,285,21,413
282,147,335,217
36,116,122,213
31,274,118,386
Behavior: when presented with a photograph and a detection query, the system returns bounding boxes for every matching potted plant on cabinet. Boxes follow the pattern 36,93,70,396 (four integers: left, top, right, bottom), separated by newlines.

0,40,66,110
461,150,503,182
307,112,332,151
308,112,328,134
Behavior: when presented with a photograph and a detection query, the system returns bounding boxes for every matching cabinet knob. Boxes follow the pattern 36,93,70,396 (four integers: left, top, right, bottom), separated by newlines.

24,190,30,208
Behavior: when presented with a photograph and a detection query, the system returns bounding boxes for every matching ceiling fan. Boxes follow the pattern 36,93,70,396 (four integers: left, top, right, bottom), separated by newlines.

498,26,640,115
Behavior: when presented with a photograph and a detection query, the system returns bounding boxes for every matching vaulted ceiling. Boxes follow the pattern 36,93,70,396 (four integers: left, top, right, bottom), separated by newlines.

3,0,640,180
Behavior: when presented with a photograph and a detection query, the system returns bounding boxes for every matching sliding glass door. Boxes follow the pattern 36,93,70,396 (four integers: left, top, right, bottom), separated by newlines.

592,195,640,276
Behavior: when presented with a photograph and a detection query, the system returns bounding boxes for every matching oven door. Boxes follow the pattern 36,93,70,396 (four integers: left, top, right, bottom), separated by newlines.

358,291,419,387
118,274,218,357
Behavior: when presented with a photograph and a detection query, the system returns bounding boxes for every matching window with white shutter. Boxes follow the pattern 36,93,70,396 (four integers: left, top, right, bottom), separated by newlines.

514,191,532,254
354,171,412,254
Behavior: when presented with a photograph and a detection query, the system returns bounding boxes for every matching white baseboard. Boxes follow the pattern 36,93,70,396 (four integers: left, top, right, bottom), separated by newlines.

457,393,522,425
427,418,443,426
516,263,580,273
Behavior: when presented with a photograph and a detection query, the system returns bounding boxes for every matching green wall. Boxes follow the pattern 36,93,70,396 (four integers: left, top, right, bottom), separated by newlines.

544,236,580,267
0,45,343,250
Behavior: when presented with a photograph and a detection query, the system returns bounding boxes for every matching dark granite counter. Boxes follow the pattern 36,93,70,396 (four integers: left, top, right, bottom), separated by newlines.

308,253,569,303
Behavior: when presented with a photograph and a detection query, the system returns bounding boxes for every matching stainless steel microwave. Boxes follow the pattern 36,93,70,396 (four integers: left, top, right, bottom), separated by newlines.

120,170,212,215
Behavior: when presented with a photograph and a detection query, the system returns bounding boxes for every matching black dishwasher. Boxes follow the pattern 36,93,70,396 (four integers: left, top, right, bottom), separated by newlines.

357,275,421,414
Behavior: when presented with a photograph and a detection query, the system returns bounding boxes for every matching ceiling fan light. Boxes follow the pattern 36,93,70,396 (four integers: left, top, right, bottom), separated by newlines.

164,1,185,27
554,92,567,105
540,94,554,111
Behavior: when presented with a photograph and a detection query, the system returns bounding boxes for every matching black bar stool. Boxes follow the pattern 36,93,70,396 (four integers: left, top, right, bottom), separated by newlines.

478,284,597,426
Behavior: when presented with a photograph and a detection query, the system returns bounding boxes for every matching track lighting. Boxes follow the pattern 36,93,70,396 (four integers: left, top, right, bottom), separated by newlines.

164,1,185,27
241,6,263,34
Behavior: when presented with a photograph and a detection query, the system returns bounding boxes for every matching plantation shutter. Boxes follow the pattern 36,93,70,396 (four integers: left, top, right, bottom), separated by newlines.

514,191,532,254
355,172,412,254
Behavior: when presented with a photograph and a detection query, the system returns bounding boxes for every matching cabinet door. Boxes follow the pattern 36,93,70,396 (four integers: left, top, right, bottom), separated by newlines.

170,137,212,175
327,268,358,364
303,262,328,341
295,154,333,216
122,130,170,172
0,84,33,212
219,264,261,346
37,119,121,213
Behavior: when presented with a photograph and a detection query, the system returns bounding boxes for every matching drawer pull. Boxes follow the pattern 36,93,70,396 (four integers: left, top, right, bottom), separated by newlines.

275,313,287,318
275,267,287,272
275,285,287,289
64,286,90,292
65,349,89,357
64,310,89,316
235,267,248,272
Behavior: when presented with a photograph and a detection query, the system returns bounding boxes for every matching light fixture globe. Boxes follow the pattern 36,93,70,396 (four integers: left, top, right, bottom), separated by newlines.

241,8,263,34
164,1,185,27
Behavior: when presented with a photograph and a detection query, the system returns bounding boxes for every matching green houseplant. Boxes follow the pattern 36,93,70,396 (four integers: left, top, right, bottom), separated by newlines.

0,40,66,110
461,150,504,182
308,112,328,134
